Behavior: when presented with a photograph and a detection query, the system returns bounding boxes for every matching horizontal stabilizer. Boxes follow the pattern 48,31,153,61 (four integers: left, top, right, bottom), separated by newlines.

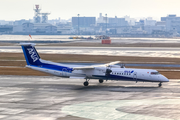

20,43,36,46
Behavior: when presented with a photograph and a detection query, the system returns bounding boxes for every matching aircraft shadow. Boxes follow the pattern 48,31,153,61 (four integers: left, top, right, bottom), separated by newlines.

12,83,161,92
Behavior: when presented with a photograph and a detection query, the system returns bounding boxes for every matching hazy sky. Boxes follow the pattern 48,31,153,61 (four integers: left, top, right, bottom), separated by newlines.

1,0,180,21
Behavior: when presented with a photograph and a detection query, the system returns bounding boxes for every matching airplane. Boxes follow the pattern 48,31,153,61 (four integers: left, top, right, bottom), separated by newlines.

20,43,169,87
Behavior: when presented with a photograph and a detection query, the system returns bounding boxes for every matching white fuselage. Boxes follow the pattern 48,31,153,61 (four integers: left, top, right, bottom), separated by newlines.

20,43,169,86
27,64,169,83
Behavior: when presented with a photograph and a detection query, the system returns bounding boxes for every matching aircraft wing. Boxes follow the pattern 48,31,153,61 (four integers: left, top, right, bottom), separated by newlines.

103,61,120,67
73,61,120,70
73,66,95,70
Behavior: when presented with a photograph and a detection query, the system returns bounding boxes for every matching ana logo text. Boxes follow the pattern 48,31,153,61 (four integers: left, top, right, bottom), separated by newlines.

124,70,134,73
27,48,39,62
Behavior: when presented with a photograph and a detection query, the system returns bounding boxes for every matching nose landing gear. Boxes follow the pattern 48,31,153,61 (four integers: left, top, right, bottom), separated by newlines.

84,81,89,86
83,79,90,86
158,82,162,87
99,79,104,83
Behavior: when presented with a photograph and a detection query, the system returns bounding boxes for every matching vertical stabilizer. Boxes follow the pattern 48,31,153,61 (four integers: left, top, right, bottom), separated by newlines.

20,43,42,66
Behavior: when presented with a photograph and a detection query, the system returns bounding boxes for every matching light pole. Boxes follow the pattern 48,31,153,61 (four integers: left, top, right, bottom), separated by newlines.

105,14,107,35
78,14,80,36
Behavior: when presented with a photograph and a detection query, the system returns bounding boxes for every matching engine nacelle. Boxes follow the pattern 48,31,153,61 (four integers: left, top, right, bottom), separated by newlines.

95,67,112,76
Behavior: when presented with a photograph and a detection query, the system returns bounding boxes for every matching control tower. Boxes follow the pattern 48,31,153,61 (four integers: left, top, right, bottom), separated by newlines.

34,5,41,23
41,13,51,23
33,5,51,23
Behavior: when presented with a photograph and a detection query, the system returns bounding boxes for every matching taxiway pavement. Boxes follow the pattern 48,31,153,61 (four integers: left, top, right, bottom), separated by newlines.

0,75,180,120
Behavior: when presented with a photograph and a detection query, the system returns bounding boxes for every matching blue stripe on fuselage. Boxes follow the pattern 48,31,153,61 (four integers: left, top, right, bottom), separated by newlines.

93,75,133,80
30,63,73,73
93,75,160,82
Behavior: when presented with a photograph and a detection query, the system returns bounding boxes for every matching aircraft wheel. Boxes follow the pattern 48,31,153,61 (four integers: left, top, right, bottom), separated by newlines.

158,82,162,87
99,79,104,83
84,81,89,86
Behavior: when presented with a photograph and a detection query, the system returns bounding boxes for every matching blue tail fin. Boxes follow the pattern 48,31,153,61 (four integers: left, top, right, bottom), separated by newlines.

20,43,42,66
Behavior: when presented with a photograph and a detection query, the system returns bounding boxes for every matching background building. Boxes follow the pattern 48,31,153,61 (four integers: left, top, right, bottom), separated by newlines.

2,4,180,36
161,15,180,33
72,17,96,27
97,13,107,23
0,25,13,33
108,16,129,26
124,16,136,26
144,18,156,26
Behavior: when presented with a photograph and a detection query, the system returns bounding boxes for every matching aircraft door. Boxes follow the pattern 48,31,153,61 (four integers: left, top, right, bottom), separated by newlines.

62,68,68,76
133,72,137,80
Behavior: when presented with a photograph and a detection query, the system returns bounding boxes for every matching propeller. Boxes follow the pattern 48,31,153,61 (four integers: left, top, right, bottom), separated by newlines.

105,69,112,76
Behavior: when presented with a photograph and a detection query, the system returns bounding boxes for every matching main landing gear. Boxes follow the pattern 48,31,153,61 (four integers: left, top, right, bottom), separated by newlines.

99,79,104,83
83,79,89,86
158,82,162,87
83,79,104,86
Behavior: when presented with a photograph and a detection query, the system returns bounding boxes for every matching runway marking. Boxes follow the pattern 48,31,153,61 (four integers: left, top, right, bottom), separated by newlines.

62,99,180,120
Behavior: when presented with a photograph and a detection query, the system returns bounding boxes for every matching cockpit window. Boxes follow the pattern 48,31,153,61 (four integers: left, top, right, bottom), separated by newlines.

151,72,159,75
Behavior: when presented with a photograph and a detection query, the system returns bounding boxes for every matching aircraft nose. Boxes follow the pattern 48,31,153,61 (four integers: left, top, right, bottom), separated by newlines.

162,75,169,82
